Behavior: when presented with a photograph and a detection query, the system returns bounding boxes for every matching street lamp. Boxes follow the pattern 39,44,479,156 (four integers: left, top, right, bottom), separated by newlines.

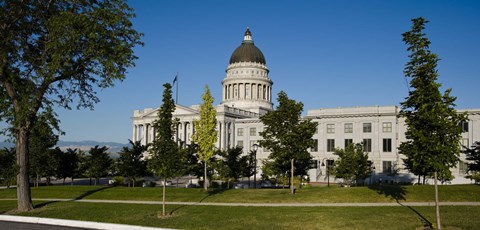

371,164,376,185
321,160,330,187
252,143,259,189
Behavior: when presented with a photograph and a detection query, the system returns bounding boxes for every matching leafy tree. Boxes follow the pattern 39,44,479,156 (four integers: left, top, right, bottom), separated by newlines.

0,0,142,211
214,147,248,189
0,147,17,188
117,140,148,187
148,83,185,216
242,150,257,187
464,142,480,183
85,146,112,186
185,143,203,179
399,17,466,229
56,148,79,185
259,91,317,193
192,85,218,191
29,118,59,187
332,144,370,186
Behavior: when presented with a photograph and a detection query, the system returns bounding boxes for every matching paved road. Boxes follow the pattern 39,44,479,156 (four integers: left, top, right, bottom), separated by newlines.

0,220,90,230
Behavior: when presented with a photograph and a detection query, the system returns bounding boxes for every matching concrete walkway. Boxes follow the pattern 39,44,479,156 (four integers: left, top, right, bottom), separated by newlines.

2,198,480,207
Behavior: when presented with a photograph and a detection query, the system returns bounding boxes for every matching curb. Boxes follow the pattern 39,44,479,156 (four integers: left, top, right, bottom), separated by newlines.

0,215,175,230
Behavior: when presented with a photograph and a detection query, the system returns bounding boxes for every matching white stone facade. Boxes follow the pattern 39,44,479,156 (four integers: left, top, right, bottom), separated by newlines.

132,29,480,184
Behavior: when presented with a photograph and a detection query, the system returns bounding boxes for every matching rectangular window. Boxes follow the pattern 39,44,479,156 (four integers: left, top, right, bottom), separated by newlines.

461,138,469,148
311,139,318,152
344,139,353,148
327,139,335,152
237,141,244,148
237,128,244,137
249,141,256,151
344,123,353,133
461,121,469,132
249,127,256,136
363,139,372,152
383,138,392,152
459,161,468,174
363,123,372,133
327,124,335,134
382,122,392,133
383,161,392,173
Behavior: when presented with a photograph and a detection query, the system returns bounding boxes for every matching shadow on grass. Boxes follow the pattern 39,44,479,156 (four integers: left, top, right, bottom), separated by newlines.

74,186,111,200
368,184,407,202
398,202,434,229
169,188,227,215
368,185,433,229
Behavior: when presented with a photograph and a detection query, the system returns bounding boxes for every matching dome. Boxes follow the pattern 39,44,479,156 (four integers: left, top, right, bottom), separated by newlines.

229,28,266,65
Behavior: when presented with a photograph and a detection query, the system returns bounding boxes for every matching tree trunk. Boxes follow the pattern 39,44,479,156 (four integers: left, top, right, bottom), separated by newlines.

71,177,74,186
162,178,166,216
16,128,34,212
63,178,66,185
434,171,441,230
204,161,208,191
290,159,295,194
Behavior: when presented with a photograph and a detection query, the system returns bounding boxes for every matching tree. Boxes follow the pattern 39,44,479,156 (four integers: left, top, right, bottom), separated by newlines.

56,148,79,185
0,147,17,188
332,144,370,186
214,147,248,189
117,140,148,187
192,85,218,191
259,91,317,193
399,17,466,230
185,143,204,179
85,146,112,186
464,141,480,183
29,118,59,187
148,83,185,216
0,1,142,211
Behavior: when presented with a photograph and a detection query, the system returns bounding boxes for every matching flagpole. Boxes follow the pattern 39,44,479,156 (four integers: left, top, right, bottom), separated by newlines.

176,72,179,104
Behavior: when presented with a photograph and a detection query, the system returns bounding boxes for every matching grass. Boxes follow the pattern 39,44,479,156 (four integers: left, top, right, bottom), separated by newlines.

0,201,477,229
1,184,479,203
1,185,479,229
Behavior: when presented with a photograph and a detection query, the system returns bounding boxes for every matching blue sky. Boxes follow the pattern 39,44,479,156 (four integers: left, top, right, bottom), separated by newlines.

2,0,479,144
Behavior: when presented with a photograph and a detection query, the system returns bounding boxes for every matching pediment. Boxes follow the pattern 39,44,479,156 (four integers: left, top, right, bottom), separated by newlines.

173,104,199,116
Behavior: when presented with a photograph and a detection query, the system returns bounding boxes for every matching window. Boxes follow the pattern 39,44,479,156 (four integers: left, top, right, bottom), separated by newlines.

344,123,353,133
237,128,244,137
363,139,372,152
382,122,392,133
459,161,468,174
237,141,244,148
383,161,392,173
249,127,256,136
311,139,318,152
344,139,353,148
327,139,335,152
383,138,392,152
363,123,372,133
327,124,335,134
461,138,469,148
460,121,469,132
249,141,256,151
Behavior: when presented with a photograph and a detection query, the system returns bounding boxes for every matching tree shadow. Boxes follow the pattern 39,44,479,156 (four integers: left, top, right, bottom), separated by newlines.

74,186,111,200
368,185,433,229
397,202,434,229
169,188,227,215
368,184,407,202
34,200,60,209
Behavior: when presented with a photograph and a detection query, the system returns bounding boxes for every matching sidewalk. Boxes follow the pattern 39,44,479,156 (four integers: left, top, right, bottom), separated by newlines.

2,198,480,207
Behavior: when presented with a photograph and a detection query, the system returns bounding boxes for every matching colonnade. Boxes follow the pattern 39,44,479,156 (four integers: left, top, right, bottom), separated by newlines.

223,83,271,102
132,120,235,150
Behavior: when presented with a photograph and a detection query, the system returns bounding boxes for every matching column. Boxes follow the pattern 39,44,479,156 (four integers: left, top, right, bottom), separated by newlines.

145,124,149,144
132,125,137,142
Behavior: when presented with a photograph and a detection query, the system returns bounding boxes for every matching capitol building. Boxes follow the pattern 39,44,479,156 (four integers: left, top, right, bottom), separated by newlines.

133,29,480,185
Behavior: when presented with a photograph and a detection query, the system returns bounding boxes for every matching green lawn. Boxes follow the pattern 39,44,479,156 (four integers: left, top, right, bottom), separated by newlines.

0,201,477,229
1,185,479,229
1,184,479,203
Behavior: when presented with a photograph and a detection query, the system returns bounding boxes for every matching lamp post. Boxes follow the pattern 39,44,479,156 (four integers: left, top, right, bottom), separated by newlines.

252,143,259,189
372,164,376,185
321,160,330,187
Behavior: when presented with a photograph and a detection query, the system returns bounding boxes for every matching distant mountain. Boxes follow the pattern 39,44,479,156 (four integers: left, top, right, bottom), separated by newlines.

0,140,127,158
56,140,128,158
